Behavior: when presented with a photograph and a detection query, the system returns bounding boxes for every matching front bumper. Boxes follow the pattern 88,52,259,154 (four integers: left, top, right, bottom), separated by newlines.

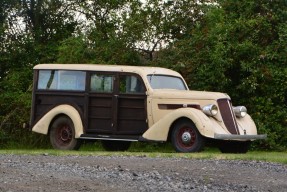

214,134,267,140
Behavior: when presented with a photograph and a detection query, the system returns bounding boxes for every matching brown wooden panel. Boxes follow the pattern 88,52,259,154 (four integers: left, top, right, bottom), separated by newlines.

89,107,112,118
89,96,112,107
33,92,85,125
88,119,112,133
116,96,147,134
118,108,146,119
117,120,147,134
118,98,145,108
87,96,113,133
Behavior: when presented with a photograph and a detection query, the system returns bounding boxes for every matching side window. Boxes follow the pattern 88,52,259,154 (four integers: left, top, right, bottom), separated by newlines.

38,70,58,89
58,71,85,90
120,75,145,94
90,74,114,93
38,70,85,91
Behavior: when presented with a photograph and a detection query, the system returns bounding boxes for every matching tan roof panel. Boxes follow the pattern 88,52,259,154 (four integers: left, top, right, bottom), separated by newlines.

34,64,181,77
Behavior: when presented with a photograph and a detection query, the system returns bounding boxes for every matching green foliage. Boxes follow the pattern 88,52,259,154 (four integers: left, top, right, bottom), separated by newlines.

57,35,95,63
57,33,141,65
0,0,78,147
87,31,141,65
154,0,287,149
0,0,286,150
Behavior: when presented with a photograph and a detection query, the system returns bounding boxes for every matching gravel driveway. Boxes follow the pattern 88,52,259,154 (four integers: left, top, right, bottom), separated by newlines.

0,154,286,192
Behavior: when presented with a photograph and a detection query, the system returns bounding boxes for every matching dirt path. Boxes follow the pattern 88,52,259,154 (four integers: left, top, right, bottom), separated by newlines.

0,154,286,191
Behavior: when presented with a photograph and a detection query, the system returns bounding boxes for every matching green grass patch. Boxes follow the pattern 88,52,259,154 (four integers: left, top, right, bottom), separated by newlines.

0,141,286,165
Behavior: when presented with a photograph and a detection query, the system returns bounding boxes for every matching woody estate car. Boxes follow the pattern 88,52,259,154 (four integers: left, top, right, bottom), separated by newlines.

30,64,266,153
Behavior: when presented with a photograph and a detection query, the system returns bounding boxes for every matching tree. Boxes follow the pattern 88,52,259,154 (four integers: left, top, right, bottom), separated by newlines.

154,0,287,149
1,0,286,150
121,0,211,62
57,0,142,65
0,0,78,147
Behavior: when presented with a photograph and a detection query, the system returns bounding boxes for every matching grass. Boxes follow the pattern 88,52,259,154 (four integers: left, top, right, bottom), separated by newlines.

1,142,287,165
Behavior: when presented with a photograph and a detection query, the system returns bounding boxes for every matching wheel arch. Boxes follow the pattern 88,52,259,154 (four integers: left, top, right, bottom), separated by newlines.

31,104,84,138
142,108,210,141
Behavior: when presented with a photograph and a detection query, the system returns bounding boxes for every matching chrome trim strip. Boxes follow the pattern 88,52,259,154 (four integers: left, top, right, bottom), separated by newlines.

227,100,239,134
217,99,239,134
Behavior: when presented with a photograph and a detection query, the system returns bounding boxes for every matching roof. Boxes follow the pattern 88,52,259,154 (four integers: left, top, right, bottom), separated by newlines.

33,64,181,77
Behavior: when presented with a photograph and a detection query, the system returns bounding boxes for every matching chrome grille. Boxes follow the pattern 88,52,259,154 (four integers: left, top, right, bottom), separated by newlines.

217,99,239,135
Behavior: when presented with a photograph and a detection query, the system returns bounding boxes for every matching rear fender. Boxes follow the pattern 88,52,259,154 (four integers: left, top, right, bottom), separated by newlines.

31,104,84,138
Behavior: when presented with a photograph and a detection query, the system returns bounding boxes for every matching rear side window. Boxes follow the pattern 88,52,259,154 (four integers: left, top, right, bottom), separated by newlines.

90,74,114,93
119,75,145,94
37,70,86,91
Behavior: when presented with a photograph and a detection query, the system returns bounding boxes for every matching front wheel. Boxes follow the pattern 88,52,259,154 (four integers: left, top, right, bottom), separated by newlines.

171,120,205,152
49,116,82,150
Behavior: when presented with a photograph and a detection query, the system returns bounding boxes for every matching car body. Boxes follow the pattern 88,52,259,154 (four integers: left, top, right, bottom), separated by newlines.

30,64,266,153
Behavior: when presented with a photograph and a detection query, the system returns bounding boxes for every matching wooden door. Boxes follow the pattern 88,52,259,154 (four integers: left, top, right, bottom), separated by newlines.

115,74,148,135
87,73,115,134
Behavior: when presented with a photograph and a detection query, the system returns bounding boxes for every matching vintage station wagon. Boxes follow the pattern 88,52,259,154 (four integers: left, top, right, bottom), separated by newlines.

30,64,266,153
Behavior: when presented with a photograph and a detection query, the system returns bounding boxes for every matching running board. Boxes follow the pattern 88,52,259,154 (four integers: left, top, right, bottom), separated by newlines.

79,134,139,142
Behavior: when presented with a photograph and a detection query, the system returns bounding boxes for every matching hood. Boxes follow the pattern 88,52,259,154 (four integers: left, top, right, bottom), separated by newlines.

149,89,230,101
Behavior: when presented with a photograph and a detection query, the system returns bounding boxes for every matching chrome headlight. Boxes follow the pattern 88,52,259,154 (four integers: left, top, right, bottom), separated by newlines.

233,106,247,118
202,104,218,116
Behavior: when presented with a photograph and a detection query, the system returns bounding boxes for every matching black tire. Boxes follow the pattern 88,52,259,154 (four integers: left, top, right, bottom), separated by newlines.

49,116,82,150
171,120,205,152
101,140,131,151
219,141,251,154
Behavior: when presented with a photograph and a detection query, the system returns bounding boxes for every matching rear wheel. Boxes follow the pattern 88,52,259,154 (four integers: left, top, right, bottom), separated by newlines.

219,141,250,153
101,140,131,151
49,116,81,150
171,120,205,152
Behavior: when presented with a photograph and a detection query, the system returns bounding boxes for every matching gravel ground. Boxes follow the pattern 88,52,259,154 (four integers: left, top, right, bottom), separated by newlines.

0,154,286,192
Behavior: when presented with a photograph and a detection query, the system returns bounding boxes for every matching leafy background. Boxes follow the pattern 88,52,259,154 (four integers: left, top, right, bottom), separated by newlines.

0,0,286,150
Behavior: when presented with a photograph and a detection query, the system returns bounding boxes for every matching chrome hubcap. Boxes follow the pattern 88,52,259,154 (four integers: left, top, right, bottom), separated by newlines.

181,132,191,144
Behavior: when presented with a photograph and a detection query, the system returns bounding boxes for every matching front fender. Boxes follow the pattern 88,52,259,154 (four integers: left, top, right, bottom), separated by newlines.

236,114,257,135
31,104,84,138
142,108,227,141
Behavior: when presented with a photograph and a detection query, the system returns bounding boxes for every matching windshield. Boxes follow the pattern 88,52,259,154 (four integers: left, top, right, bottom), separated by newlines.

147,75,187,90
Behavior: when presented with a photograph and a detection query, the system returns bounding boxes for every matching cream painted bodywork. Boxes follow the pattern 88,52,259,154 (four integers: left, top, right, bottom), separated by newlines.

143,108,229,141
148,90,229,126
32,104,84,138
236,114,257,135
32,64,260,141
143,89,258,141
